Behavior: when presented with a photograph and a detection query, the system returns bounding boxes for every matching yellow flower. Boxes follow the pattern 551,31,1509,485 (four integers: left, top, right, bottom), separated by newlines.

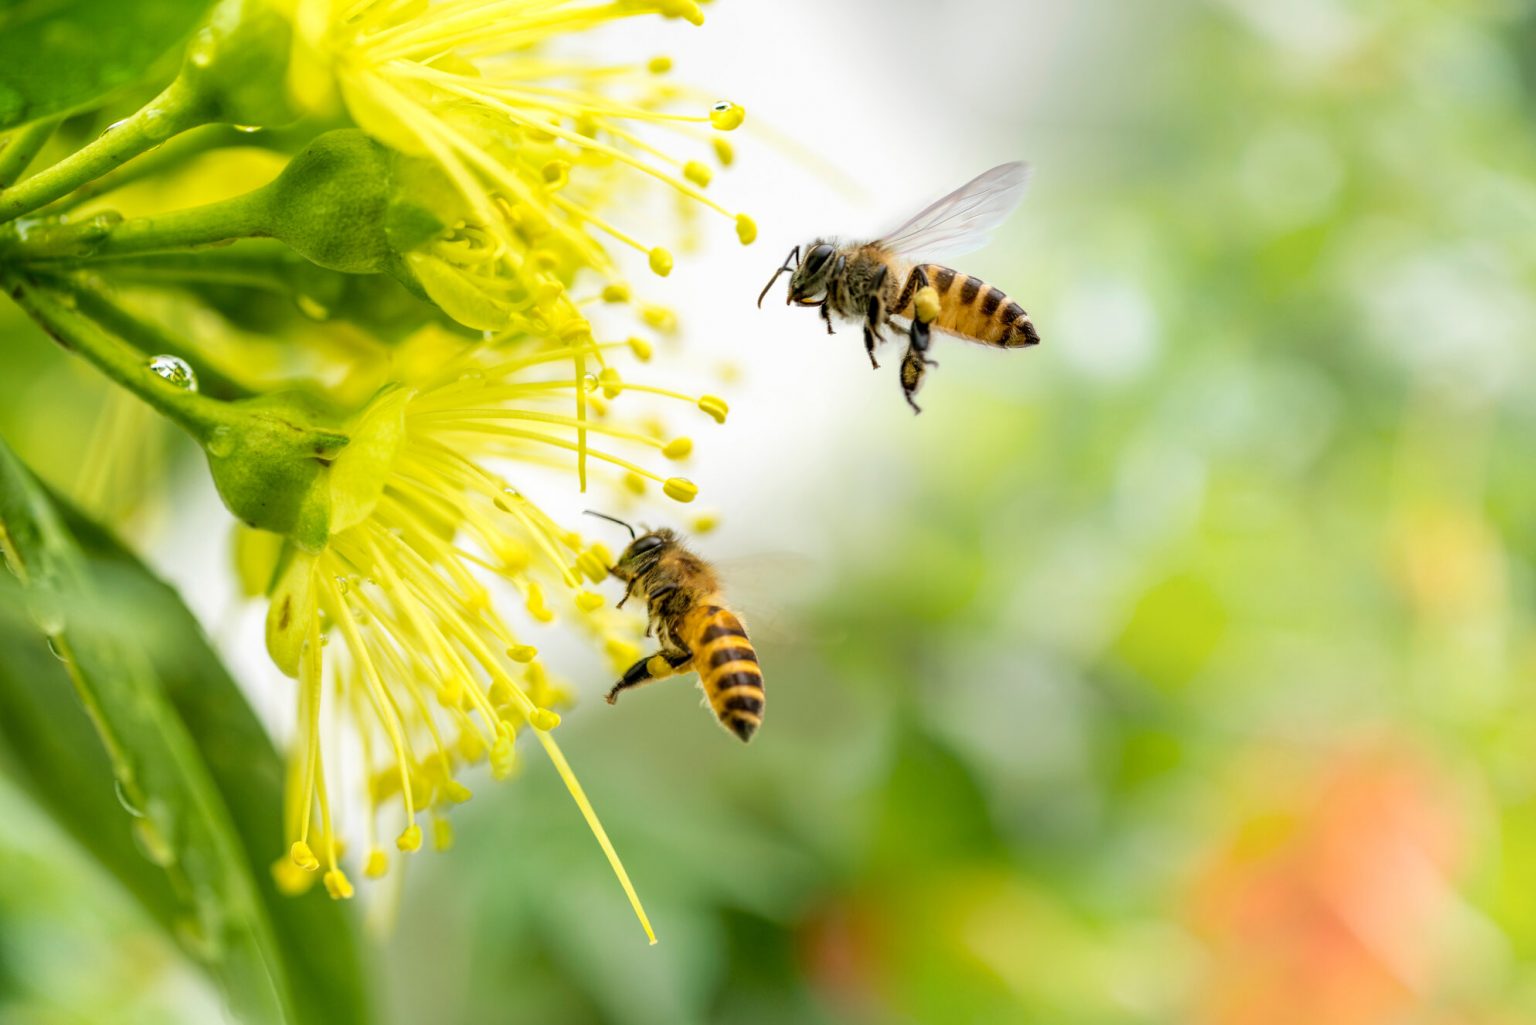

259,325,726,941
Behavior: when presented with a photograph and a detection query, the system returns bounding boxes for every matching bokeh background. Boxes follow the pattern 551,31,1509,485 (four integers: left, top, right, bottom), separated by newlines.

5,0,1536,1022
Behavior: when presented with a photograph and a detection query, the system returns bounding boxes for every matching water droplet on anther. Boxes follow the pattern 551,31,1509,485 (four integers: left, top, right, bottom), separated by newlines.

582,373,599,393
146,355,197,391
708,100,745,131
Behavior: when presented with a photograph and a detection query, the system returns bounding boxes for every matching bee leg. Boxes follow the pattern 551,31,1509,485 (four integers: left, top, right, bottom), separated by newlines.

863,272,887,369
607,648,693,704
900,320,935,414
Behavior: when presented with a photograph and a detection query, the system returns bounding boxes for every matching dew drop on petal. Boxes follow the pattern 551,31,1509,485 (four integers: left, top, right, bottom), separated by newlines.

147,354,197,391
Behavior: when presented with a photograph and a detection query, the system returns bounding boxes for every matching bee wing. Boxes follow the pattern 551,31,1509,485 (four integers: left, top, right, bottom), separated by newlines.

874,162,1031,259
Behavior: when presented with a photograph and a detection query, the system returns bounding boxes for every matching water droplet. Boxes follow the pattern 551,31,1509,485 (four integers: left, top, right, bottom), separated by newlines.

146,355,197,391
45,635,67,661
233,124,262,134
582,372,599,393
493,486,521,512
114,778,145,818
133,818,176,866
206,426,235,458
334,575,350,595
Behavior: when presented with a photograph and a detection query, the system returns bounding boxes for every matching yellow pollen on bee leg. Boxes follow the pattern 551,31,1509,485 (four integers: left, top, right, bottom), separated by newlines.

914,285,942,324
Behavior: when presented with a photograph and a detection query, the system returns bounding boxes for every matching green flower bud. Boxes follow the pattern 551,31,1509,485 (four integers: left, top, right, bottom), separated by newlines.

204,391,348,553
263,130,397,274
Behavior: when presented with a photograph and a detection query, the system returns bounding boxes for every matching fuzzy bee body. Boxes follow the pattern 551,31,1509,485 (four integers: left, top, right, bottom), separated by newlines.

602,525,764,742
759,163,1039,412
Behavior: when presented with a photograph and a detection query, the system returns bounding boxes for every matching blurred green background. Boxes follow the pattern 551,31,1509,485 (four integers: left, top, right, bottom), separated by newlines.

5,1,1536,1023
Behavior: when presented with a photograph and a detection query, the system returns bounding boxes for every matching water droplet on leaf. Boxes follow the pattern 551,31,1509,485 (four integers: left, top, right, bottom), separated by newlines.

114,778,146,818
146,355,197,391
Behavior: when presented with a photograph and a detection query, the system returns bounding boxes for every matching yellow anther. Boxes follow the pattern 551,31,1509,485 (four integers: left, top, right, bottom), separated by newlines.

649,247,674,277
735,213,757,245
535,278,565,304
692,511,721,534
290,840,319,872
576,590,606,612
558,318,593,344
914,285,942,324
458,728,487,763
525,582,554,623
495,537,530,573
599,366,623,398
272,857,313,896
698,395,729,423
660,0,704,24
627,336,653,361
507,643,539,663
663,477,699,503
575,543,613,582
709,100,745,130
541,159,571,188
364,849,389,879
397,823,423,852
605,636,642,666
624,472,647,495
531,707,562,731
713,138,735,166
663,437,693,460
648,55,673,74
603,282,631,303
683,160,713,187
641,304,677,333
444,780,473,804
323,869,355,900
491,734,517,779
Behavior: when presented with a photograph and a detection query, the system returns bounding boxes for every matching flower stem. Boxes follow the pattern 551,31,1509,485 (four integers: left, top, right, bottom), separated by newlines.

1,271,236,443
0,77,212,224
0,189,271,263
0,118,60,189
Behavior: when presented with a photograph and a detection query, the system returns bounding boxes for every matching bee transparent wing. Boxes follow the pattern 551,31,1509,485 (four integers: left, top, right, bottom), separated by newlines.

875,162,1031,259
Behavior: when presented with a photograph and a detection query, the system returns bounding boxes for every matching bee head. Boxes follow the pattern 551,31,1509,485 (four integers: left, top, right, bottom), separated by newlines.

757,240,838,308
787,240,838,303
613,529,676,580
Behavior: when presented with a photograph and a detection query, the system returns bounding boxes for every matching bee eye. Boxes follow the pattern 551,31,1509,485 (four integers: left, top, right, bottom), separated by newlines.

803,244,834,275
628,534,665,557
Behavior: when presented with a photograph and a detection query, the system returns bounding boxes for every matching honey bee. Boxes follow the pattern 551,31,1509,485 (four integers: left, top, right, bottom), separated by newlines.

758,162,1039,413
587,512,764,742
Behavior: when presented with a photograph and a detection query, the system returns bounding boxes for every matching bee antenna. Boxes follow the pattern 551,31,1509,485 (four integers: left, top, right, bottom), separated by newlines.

757,245,800,308
583,509,636,540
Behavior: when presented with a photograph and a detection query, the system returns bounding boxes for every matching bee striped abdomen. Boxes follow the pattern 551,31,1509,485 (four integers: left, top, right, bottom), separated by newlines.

687,603,763,742
903,264,1039,348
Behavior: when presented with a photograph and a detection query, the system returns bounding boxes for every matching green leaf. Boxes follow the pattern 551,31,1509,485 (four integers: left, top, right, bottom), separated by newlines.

0,0,217,131
0,435,370,1024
